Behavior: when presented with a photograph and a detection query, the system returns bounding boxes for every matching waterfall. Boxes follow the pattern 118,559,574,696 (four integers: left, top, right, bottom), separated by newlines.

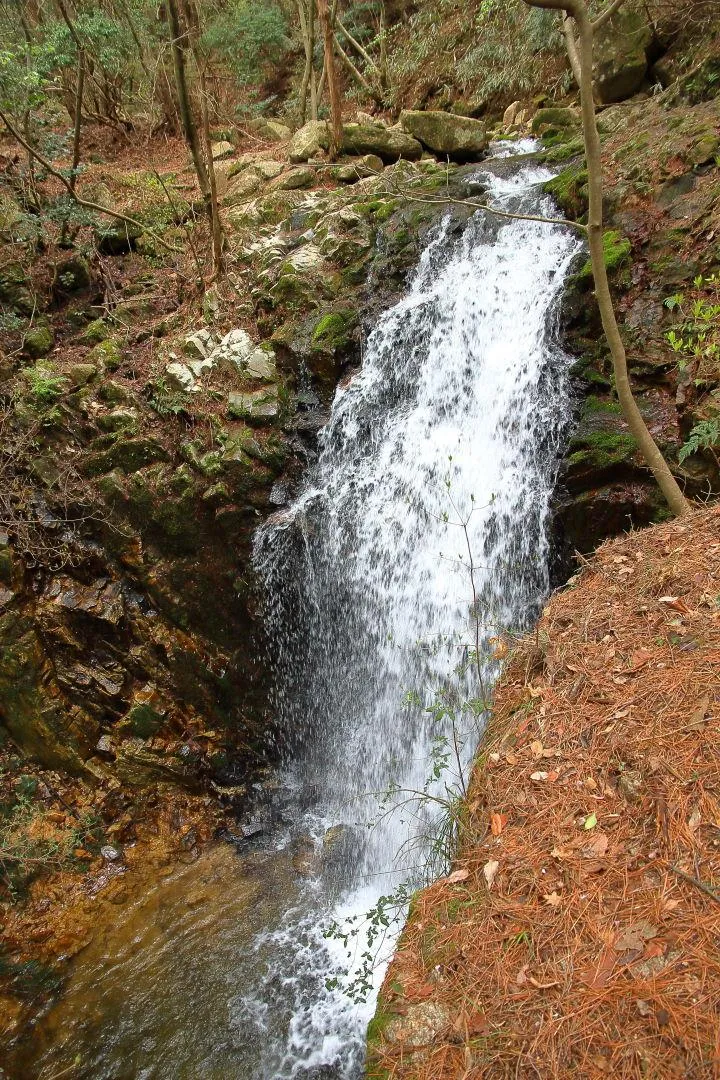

248,147,582,1078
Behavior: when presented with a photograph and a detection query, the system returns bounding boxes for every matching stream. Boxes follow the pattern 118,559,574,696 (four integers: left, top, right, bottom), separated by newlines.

9,143,581,1080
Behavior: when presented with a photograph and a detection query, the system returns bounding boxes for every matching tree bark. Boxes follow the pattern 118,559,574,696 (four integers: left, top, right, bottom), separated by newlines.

317,0,343,159
166,0,211,202
297,0,315,124
524,0,689,517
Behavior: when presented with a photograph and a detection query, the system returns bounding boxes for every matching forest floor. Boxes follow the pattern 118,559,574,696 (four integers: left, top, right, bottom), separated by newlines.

369,506,720,1079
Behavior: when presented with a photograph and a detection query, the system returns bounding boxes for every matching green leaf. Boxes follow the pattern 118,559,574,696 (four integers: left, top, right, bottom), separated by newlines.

584,812,597,830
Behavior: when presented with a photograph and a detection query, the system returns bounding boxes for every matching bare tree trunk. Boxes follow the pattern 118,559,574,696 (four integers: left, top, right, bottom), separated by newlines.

335,35,375,96
524,0,689,517
165,0,211,200
297,0,315,124
379,0,389,90
317,0,342,158
199,69,224,277
60,48,84,246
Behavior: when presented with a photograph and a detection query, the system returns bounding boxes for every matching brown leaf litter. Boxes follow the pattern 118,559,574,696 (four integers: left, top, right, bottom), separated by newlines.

370,506,720,1079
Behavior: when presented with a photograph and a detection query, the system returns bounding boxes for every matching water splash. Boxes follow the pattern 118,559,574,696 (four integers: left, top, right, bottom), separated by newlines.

251,149,582,1077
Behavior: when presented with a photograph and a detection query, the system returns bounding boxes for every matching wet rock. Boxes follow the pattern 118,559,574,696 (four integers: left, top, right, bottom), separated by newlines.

118,685,167,738
96,734,116,758
398,110,487,161
0,613,96,772
291,835,320,876
46,577,125,625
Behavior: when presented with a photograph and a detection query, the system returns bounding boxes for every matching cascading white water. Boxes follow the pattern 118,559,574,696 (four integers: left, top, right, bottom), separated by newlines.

247,147,582,1079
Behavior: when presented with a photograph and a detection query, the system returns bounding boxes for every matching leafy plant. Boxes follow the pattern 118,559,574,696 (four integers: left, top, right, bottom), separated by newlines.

664,274,720,376
678,418,720,463
22,365,67,406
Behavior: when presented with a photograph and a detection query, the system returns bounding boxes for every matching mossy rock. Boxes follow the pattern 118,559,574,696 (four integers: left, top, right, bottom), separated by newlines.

84,437,169,477
81,318,109,344
578,230,632,281
118,701,165,739
311,310,357,353
543,165,589,220
23,321,54,360
0,262,34,314
531,107,580,133
89,339,124,371
55,254,91,294
566,430,639,489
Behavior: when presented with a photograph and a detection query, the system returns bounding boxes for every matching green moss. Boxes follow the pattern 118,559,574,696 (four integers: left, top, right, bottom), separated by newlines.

81,318,109,344
353,198,399,222
311,310,356,352
22,322,54,359
89,339,123,371
541,137,585,164
582,394,621,416
542,165,589,219
366,996,395,1077
568,430,638,469
578,230,632,280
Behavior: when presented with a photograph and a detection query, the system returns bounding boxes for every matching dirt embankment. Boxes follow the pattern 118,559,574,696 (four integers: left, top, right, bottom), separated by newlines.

370,507,720,1079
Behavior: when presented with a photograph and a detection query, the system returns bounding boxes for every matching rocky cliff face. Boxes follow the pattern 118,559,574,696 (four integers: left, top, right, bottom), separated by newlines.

2,76,719,803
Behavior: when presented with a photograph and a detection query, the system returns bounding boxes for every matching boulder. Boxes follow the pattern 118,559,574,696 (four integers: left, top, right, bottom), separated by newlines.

246,117,292,142
227,388,280,423
209,329,277,382
254,160,285,180
270,167,314,191
55,254,91,294
531,106,580,133
211,140,234,160
223,170,263,206
289,121,330,163
330,154,384,183
23,322,54,360
165,361,196,392
341,123,423,162
503,100,522,129
398,110,487,161
182,329,216,361
0,262,34,314
68,363,98,389
594,7,652,103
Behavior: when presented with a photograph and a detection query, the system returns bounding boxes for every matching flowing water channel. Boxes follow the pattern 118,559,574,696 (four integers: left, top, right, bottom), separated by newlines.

9,145,582,1080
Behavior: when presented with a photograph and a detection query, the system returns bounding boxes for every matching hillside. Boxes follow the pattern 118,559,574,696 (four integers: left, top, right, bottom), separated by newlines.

368,507,720,1079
